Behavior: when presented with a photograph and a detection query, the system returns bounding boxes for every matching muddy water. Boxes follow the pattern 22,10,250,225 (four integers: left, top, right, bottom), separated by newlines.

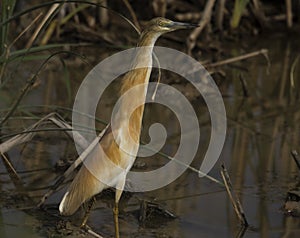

0,33,300,237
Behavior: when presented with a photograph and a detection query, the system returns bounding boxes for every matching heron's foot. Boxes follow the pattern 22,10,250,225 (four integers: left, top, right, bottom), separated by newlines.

80,219,89,229
80,222,91,230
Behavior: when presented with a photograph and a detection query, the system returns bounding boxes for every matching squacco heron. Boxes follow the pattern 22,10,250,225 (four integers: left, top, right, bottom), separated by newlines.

59,17,197,237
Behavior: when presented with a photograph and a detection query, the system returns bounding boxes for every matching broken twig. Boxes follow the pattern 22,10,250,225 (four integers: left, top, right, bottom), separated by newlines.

220,163,248,227
81,224,105,238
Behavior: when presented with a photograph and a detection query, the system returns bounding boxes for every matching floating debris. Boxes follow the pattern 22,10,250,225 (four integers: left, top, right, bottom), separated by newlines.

284,190,300,217
139,200,177,227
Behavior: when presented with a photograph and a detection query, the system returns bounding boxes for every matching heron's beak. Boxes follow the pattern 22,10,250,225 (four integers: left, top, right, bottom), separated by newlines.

169,21,199,30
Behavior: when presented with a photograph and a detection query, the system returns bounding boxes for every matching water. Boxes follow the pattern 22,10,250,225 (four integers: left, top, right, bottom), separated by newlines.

0,33,300,237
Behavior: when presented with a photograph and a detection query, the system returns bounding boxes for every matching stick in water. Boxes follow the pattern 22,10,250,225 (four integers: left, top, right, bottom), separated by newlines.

220,163,248,227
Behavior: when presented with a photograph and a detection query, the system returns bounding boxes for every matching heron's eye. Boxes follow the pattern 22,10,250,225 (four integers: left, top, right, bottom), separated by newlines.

158,20,164,27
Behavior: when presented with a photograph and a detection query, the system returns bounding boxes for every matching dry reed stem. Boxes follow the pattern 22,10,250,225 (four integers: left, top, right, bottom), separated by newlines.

152,0,167,17
154,148,224,185
122,0,140,31
85,227,105,238
285,0,293,28
236,226,247,238
151,53,162,100
0,152,24,189
290,55,299,88
26,3,61,48
291,150,300,171
0,113,56,153
99,0,109,27
175,12,201,21
0,113,80,152
40,19,58,45
215,0,226,30
239,74,249,97
187,0,216,54
0,12,43,83
251,0,268,28
220,164,248,227
10,13,43,50
205,48,269,68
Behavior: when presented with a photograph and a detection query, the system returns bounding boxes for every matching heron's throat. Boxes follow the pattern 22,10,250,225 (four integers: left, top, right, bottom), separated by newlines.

137,30,161,47
132,30,161,70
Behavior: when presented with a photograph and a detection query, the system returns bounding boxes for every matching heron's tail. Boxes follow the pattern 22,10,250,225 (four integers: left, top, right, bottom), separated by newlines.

59,165,104,216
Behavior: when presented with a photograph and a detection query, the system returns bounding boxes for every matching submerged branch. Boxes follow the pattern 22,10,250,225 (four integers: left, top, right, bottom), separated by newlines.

221,163,248,227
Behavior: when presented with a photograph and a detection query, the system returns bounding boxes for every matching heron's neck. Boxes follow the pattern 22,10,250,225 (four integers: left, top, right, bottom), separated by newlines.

121,31,161,92
137,31,160,48
116,31,161,140
131,31,160,70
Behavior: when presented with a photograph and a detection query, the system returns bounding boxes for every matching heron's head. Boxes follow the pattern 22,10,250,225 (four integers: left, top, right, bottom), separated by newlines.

144,17,198,34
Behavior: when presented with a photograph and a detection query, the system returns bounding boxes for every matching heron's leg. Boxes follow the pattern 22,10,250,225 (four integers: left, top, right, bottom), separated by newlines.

113,193,120,238
113,177,125,238
80,196,96,228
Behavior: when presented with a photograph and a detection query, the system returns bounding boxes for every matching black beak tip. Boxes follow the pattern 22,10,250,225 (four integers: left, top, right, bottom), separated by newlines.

171,21,200,29
191,23,201,28
186,23,200,29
